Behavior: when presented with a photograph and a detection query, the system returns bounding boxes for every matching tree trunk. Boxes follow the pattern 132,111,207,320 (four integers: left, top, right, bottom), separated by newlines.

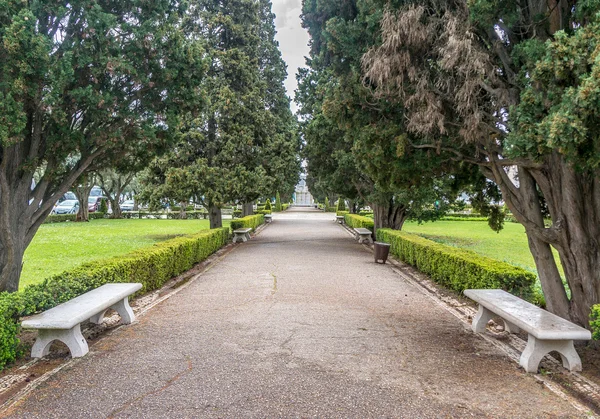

209,204,223,229
110,198,122,219
0,222,26,293
242,202,254,216
75,184,92,222
179,201,187,219
372,199,408,235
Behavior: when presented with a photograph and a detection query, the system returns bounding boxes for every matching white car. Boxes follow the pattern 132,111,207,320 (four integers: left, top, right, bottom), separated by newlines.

53,200,80,215
121,200,135,212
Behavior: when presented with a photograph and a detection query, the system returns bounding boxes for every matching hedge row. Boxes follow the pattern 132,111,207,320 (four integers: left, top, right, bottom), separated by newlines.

441,216,488,222
255,209,272,215
444,213,483,218
281,204,290,211
376,229,538,302
358,211,373,217
230,214,265,231
344,214,375,231
0,227,230,370
591,305,600,340
121,211,208,219
44,212,106,224
336,210,349,216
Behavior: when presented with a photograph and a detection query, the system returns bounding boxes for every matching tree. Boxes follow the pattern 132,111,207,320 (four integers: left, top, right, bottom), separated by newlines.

275,191,282,212
298,0,476,233
142,0,299,228
362,0,600,325
97,169,136,219
0,0,207,291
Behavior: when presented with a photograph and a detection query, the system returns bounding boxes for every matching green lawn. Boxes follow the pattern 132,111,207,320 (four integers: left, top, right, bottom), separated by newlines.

22,218,230,289
402,220,564,278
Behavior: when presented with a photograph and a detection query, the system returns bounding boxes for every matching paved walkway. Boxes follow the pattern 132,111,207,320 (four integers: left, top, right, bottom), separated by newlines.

3,208,585,417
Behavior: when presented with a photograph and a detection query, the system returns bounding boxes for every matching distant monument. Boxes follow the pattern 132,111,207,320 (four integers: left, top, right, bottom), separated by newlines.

293,173,314,206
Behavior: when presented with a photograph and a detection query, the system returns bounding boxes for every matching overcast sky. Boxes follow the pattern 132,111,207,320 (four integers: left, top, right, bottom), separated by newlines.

271,0,310,113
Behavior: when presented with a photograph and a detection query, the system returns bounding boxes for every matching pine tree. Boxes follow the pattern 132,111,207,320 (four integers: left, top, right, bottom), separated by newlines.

275,192,283,212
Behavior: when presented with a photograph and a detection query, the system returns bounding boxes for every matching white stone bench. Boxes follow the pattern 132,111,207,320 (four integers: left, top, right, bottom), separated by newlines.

264,214,273,223
336,215,345,224
464,289,592,373
21,283,142,359
232,228,252,243
354,228,373,244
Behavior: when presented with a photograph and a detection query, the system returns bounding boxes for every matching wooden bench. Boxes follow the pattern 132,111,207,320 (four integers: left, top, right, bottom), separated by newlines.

354,228,373,244
336,215,345,224
232,228,252,243
21,283,142,359
464,289,592,373
264,214,273,223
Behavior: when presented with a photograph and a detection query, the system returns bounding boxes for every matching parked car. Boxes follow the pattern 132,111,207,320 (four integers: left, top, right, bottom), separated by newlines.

53,200,79,215
121,200,135,212
88,196,107,212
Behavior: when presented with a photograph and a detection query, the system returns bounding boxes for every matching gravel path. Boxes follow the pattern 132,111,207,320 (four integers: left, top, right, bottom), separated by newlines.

2,208,586,418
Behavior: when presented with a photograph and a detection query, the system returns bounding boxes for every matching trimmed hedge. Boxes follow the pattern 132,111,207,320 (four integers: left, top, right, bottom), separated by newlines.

0,227,230,370
441,216,488,222
325,206,337,212
591,304,600,340
44,212,106,224
230,214,264,231
445,213,483,218
344,214,375,231
121,211,208,219
255,209,272,215
376,229,537,302
282,203,290,211
336,210,349,217
359,211,373,217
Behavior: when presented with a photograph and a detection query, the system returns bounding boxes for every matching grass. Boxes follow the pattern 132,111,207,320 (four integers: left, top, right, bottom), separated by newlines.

21,218,230,289
402,220,564,279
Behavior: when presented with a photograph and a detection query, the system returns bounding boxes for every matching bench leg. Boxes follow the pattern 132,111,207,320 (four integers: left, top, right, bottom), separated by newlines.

245,232,251,241
503,319,521,334
233,234,247,243
89,310,108,324
110,297,136,324
31,325,89,358
519,335,582,373
471,305,494,333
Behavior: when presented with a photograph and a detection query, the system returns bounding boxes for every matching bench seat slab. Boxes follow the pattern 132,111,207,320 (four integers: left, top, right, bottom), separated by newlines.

31,325,89,358
354,228,373,244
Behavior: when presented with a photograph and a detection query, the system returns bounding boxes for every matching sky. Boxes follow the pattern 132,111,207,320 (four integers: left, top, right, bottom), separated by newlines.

271,0,310,113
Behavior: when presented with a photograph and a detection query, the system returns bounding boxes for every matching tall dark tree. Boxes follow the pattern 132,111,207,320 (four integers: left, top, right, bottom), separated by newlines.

363,0,600,325
297,0,476,232
142,0,300,227
0,0,206,291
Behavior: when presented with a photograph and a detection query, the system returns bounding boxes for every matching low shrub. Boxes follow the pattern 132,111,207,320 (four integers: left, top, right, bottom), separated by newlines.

282,203,290,211
230,214,265,231
44,212,106,224
376,229,537,301
358,211,373,217
344,214,375,231
591,304,600,340
325,206,337,212
0,227,230,370
255,209,272,215
444,213,482,218
233,209,242,218
336,210,349,216
441,216,488,222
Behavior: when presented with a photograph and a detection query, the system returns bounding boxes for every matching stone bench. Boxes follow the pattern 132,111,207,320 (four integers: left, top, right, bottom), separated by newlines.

464,289,591,373
21,283,142,359
264,214,273,223
354,228,373,244
232,228,252,243
336,215,345,224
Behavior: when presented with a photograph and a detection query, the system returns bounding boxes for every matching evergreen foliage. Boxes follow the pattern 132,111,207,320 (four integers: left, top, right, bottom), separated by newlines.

337,199,347,212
